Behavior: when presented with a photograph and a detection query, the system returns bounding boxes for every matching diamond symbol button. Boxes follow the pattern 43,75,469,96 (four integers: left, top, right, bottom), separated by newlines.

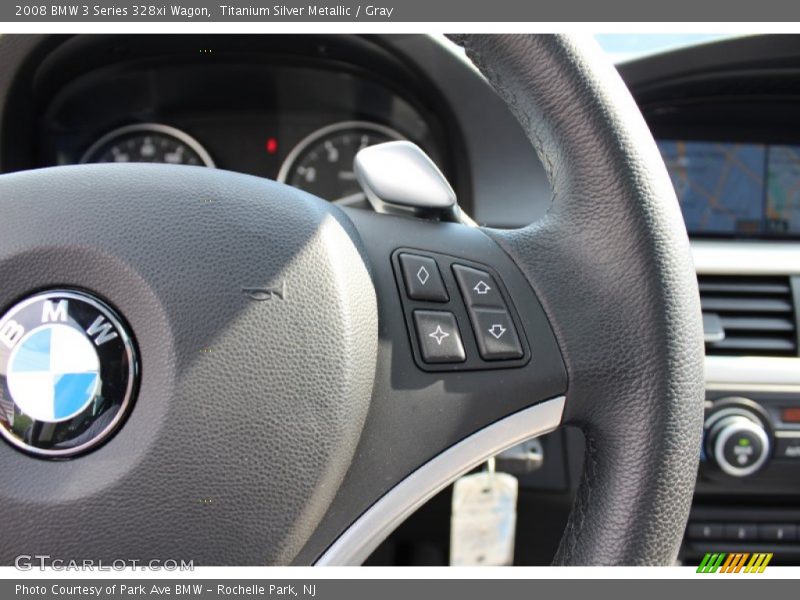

399,254,448,302
417,266,430,285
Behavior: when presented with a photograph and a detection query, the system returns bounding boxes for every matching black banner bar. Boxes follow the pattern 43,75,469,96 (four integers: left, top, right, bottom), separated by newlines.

1,578,784,600
2,0,800,22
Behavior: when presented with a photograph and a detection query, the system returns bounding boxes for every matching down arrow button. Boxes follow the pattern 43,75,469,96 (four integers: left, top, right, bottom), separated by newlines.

470,308,523,360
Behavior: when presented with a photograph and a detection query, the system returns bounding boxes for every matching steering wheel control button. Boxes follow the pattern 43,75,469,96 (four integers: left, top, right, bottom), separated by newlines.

469,309,523,360
413,310,465,363
399,253,449,302
0,290,138,458
452,264,504,308
391,249,531,371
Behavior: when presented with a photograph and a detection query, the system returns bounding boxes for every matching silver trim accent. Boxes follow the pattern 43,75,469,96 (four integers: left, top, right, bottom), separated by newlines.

80,123,215,168
0,290,138,458
692,240,800,275
315,396,565,566
276,120,405,184
706,382,800,393
706,356,800,387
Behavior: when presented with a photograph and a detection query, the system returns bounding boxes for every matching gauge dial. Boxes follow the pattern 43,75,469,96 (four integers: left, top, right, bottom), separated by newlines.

277,121,404,204
81,123,215,167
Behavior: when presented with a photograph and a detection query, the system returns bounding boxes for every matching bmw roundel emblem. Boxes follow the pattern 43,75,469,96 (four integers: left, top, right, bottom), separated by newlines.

0,290,138,457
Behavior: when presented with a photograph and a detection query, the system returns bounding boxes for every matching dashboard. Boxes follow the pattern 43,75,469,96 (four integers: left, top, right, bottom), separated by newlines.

2,33,800,566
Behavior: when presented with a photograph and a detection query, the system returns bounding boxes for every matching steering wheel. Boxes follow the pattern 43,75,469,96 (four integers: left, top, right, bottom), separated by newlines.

0,34,704,566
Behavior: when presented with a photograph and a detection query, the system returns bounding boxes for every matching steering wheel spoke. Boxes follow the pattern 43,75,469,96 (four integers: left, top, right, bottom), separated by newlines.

297,207,568,563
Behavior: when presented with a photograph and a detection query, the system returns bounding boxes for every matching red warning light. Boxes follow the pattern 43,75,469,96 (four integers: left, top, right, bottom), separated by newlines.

265,138,278,155
782,408,800,423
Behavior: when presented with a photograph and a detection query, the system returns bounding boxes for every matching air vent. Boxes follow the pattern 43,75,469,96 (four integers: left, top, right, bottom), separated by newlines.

699,275,798,356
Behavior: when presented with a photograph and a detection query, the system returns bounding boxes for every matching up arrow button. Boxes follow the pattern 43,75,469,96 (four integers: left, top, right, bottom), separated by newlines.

473,280,492,295
453,264,504,308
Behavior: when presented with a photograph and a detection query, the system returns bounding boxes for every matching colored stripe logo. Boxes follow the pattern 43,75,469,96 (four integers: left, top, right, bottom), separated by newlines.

697,552,773,573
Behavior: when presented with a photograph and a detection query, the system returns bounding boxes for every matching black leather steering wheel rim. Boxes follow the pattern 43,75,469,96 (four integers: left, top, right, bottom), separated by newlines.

454,34,705,564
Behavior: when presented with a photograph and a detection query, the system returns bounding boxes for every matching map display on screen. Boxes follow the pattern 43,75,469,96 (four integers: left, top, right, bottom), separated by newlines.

657,139,800,237
657,140,765,235
766,145,800,235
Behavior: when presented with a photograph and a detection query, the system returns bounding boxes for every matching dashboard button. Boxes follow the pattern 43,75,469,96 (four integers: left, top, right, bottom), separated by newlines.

758,524,797,542
775,435,800,459
413,310,465,364
469,308,523,360
706,411,770,477
724,523,758,541
687,523,724,541
399,254,449,302
721,427,766,472
452,264,505,308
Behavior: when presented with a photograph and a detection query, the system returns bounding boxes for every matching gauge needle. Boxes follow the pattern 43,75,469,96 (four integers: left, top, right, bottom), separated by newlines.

333,191,367,206
338,170,357,181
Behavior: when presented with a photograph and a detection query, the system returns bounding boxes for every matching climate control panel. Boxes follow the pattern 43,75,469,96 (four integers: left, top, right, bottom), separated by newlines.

700,393,800,488
685,393,800,563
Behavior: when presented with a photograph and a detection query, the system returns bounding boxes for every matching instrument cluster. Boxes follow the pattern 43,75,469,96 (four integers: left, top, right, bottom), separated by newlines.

32,36,453,206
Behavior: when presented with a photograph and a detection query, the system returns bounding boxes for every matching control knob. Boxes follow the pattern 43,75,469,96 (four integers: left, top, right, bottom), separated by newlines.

705,401,771,477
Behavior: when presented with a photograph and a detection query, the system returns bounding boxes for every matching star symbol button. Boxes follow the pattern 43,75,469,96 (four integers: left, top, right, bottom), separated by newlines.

428,325,450,346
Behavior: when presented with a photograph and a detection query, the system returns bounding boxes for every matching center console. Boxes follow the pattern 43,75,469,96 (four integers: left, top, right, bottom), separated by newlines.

681,243,800,564
683,385,800,562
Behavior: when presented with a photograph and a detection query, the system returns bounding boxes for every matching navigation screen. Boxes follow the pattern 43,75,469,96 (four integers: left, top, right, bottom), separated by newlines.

766,145,800,235
657,140,800,237
658,141,764,235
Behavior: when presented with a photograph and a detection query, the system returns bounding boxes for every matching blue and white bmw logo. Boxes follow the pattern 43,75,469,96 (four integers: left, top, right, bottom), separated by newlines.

0,290,138,457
